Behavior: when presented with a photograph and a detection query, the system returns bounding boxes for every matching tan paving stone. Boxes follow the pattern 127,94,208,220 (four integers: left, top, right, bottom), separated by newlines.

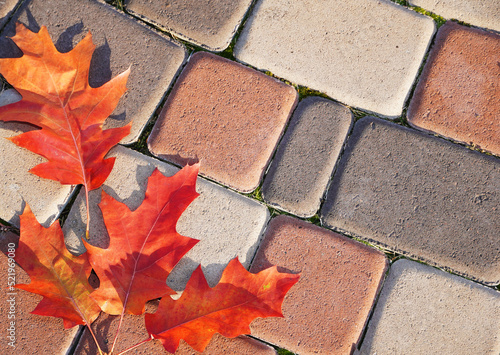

148,52,298,193
356,259,500,355
0,0,19,29
125,0,253,51
249,215,388,355
0,228,79,354
63,145,269,291
408,21,500,156
409,0,500,31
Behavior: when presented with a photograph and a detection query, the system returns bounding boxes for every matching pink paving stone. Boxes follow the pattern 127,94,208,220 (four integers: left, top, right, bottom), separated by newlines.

148,51,298,193
249,215,388,354
408,21,500,156
75,301,276,354
0,228,78,354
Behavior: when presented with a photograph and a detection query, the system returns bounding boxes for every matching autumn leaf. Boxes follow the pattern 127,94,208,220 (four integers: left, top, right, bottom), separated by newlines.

83,164,200,316
14,205,101,329
0,23,131,236
145,258,300,353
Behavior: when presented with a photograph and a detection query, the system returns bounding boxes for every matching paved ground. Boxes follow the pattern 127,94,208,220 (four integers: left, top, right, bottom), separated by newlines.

0,0,499,354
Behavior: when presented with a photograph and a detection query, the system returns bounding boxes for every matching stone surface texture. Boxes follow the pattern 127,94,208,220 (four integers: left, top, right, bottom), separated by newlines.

125,0,253,51
321,117,500,285
0,0,19,29
234,0,435,117
262,97,352,217
409,0,500,31
0,90,73,227
356,259,500,355
408,22,500,156
0,0,187,144
0,230,79,354
63,145,269,291
76,301,276,354
250,215,388,355
148,51,298,193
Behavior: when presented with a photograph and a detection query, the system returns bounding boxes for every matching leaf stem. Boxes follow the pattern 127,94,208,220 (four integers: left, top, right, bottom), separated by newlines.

109,309,126,354
85,186,90,239
115,335,153,355
86,323,105,355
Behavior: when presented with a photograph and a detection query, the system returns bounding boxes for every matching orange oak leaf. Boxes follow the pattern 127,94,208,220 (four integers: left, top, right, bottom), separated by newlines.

0,23,131,235
145,258,300,353
14,205,101,329
83,164,200,316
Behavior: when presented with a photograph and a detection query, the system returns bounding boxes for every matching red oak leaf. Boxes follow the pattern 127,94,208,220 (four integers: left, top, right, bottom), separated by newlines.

83,164,200,316
14,205,101,328
145,258,300,353
0,23,131,235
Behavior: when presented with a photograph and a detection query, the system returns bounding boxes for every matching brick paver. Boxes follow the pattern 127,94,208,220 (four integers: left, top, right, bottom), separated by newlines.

63,145,269,291
409,0,500,32
125,0,253,51
0,229,79,354
75,301,276,354
249,215,388,354
408,21,500,156
262,97,352,217
148,52,297,193
0,90,72,227
321,117,500,285
0,0,18,29
356,259,500,355
0,0,187,144
234,0,435,117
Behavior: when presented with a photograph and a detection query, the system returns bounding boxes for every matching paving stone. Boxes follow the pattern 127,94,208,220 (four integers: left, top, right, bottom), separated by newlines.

262,97,352,217
0,0,187,144
355,259,500,355
63,145,270,291
75,300,276,354
234,0,435,118
0,228,79,354
0,90,73,227
321,117,500,285
408,22,500,156
249,215,388,354
125,0,253,51
148,51,298,193
409,0,500,32
0,0,19,29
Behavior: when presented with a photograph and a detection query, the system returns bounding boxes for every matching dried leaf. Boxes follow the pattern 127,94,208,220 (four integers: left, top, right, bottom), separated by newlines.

145,258,300,353
14,205,101,328
83,165,200,316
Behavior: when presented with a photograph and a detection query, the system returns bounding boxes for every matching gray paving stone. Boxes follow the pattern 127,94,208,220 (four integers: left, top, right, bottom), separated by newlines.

409,0,500,32
125,0,253,51
0,0,19,29
0,90,73,227
63,145,270,291
234,0,435,118
356,259,500,355
262,97,352,217
321,117,500,285
0,0,187,144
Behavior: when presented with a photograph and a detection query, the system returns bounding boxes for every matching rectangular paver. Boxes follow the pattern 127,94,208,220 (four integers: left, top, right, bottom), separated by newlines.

0,0,187,144
125,0,253,51
408,21,500,156
250,215,387,354
234,0,435,117
321,116,500,285
0,90,73,227
262,97,353,217
0,229,79,354
63,145,270,291
409,0,500,31
356,259,500,355
148,51,298,193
